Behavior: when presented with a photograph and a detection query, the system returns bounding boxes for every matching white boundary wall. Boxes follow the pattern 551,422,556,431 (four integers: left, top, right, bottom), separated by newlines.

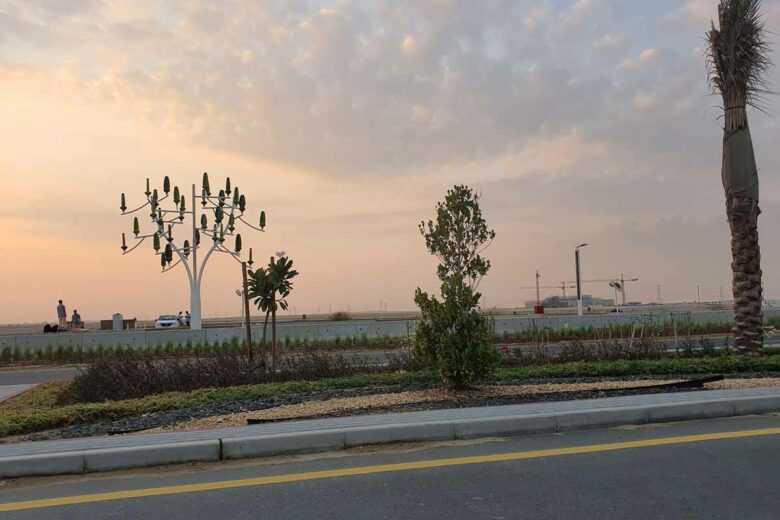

1,309,779,355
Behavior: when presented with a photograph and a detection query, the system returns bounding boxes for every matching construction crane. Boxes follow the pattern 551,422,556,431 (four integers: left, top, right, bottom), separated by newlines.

562,274,639,306
519,271,576,304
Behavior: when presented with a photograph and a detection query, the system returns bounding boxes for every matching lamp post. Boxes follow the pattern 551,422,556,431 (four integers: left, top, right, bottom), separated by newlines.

575,243,588,316
236,289,245,327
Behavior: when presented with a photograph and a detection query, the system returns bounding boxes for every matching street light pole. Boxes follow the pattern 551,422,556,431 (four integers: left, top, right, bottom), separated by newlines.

535,270,541,306
242,261,253,360
575,243,588,316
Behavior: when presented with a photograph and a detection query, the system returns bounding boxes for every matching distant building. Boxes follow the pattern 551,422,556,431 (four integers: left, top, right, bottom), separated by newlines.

525,295,615,309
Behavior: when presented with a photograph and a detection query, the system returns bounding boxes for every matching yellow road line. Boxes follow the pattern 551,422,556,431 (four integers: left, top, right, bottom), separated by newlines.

2,427,780,513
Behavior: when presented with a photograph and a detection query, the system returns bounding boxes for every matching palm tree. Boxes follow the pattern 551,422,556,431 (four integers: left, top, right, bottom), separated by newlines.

248,256,298,368
706,0,772,354
248,266,274,348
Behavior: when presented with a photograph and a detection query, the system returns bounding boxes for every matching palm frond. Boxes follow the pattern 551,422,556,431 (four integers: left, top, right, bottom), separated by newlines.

706,0,773,112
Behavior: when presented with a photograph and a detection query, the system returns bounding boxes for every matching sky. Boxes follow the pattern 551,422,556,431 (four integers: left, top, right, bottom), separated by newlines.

1,0,779,323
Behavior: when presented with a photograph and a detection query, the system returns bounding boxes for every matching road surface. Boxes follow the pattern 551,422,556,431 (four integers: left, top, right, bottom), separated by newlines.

0,367,81,385
2,414,780,518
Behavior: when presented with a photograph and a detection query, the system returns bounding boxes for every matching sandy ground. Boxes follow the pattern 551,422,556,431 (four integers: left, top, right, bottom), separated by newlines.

140,378,780,435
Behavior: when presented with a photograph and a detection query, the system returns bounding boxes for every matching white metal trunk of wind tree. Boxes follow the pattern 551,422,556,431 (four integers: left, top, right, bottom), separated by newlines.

120,174,266,330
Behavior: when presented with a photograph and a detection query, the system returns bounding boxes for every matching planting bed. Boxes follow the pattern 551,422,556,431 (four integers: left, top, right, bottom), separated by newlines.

8,376,780,443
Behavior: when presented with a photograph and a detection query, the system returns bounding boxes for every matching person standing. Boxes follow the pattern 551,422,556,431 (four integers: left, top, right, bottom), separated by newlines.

185,310,191,327
56,300,66,328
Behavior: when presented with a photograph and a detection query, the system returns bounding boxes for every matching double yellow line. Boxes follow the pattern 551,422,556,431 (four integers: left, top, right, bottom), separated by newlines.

3,427,780,513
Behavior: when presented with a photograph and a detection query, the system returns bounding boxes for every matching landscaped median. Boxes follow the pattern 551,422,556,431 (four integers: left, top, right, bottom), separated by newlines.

5,352,780,442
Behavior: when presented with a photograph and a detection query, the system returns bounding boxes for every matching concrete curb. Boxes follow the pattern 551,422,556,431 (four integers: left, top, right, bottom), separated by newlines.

3,392,780,478
85,440,221,473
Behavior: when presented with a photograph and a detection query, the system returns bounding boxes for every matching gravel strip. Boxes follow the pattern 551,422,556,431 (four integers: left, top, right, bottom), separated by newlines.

146,380,683,433
10,376,780,443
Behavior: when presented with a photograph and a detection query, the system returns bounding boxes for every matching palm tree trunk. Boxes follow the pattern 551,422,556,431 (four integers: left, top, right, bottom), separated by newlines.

262,311,269,344
271,307,277,372
722,101,763,354
727,196,763,353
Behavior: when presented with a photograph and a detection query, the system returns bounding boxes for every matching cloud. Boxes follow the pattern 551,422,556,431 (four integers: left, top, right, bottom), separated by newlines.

3,0,780,318
594,33,628,53
401,35,416,54
618,48,660,70
639,48,660,63
0,1,637,178
683,0,719,25
523,3,550,31
561,0,594,28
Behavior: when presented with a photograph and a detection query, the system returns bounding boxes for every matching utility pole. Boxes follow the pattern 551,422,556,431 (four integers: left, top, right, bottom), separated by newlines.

242,261,253,359
270,255,276,370
620,274,627,306
535,270,541,306
697,285,701,304
575,243,588,316
657,285,662,304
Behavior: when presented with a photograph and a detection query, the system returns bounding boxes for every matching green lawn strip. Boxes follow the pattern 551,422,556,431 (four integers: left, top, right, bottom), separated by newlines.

495,355,780,380
4,354,780,438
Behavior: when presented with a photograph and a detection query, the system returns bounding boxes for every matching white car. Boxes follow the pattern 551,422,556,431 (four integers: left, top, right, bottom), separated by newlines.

154,314,181,328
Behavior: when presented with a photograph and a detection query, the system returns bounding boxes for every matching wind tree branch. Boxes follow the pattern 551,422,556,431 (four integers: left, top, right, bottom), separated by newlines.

237,216,265,232
121,236,147,255
161,257,183,273
155,219,194,286
122,200,151,215
196,241,222,287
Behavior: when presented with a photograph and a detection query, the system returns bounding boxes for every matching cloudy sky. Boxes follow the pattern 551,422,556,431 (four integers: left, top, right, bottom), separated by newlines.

1,0,779,323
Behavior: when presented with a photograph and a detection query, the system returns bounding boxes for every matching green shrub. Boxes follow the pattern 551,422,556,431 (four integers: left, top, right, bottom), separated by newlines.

415,276,500,389
330,311,351,321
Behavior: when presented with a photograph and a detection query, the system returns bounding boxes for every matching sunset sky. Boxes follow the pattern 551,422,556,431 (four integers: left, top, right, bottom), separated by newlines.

1,0,779,324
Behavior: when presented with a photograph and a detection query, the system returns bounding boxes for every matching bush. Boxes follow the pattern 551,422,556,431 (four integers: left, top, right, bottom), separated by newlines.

414,276,500,388
330,311,351,321
66,350,422,402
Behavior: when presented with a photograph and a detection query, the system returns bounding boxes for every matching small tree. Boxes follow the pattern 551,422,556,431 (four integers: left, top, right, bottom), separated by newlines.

419,185,496,289
249,255,298,368
414,185,499,389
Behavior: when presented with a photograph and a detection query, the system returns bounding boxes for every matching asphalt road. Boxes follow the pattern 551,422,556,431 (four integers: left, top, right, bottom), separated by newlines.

0,367,81,385
2,415,780,519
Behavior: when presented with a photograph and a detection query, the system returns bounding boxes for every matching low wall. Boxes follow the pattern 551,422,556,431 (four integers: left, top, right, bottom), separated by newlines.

2,309,778,355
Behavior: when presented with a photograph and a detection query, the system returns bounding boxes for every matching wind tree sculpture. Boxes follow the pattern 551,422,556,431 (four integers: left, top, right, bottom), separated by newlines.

120,173,266,330
706,0,772,354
